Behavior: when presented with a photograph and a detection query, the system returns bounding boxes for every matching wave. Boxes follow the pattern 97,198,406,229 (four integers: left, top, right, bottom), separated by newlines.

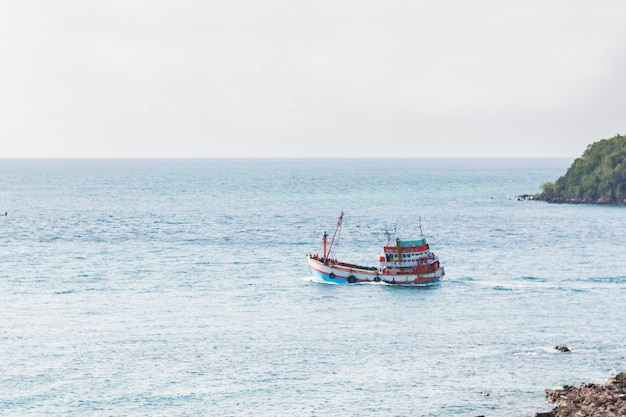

587,276,626,284
54,289,76,295
520,276,548,282
302,276,338,285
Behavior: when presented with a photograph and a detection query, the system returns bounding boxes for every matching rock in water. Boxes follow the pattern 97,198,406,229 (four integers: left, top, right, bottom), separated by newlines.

535,372,626,417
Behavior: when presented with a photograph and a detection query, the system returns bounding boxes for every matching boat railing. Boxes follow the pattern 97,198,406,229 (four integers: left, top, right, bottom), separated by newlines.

334,261,377,271
381,259,437,268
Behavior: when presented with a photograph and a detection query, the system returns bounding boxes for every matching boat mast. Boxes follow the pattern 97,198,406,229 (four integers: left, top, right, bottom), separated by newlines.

396,238,402,264
325,211,343,263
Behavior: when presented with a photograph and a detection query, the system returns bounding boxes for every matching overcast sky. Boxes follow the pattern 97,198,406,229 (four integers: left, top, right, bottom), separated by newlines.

1,1,625,158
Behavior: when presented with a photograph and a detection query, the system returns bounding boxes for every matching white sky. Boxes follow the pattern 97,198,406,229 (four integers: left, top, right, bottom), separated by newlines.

1,1,625,158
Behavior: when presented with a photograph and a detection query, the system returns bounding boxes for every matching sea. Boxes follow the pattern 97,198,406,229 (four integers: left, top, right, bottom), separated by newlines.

1,158,624,417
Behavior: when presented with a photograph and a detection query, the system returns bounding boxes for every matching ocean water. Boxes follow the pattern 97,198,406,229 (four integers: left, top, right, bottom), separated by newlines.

1,158,624,417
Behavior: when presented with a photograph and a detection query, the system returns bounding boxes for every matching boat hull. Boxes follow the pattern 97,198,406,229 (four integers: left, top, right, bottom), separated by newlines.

307,256,444,287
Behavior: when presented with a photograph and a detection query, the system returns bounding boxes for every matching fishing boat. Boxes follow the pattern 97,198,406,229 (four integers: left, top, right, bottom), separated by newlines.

306,212,445,286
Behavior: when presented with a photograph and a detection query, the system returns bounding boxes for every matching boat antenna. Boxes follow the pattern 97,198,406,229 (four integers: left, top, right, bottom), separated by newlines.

326,211,343,262
385,224,397,246
418,216,424,236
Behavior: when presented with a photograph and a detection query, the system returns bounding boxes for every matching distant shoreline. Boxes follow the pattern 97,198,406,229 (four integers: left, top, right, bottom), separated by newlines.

533,194,626,206
514,193,626,206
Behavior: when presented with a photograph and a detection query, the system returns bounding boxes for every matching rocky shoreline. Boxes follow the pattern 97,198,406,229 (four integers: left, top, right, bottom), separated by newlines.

532,194,626,205
534,372,626,417
513,194,626,205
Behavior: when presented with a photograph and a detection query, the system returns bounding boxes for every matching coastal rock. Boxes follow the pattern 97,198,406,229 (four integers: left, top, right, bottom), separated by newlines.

554,345,571,352
533,194,626,205
515,194,535,201
534,372,626,417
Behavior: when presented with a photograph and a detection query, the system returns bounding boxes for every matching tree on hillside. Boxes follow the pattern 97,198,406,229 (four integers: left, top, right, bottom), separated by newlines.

539,135,626,204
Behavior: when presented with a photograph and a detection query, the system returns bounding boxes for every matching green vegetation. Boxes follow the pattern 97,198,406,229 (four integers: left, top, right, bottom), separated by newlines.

538,135,626,205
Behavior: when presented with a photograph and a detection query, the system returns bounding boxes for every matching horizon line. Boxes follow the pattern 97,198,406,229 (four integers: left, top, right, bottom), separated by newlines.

0,155,576,160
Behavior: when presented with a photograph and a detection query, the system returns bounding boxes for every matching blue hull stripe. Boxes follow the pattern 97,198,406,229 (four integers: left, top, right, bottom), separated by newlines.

308,264,441,286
